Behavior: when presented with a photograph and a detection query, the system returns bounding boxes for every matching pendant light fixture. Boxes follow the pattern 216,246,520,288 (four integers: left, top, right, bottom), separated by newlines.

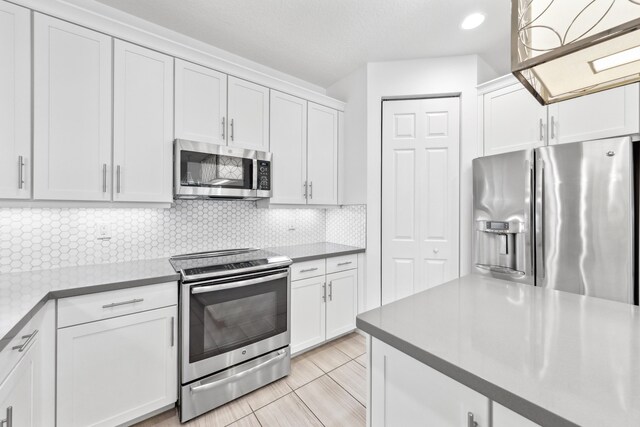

512,0,640,105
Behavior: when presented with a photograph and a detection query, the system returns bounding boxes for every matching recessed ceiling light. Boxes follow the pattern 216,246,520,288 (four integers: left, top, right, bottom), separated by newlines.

461,13,485,30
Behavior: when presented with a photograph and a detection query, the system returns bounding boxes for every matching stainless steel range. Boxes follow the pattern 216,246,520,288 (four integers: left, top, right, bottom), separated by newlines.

170,248,292,422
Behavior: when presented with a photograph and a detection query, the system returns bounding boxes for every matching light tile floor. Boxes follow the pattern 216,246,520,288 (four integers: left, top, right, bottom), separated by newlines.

136,332,367,427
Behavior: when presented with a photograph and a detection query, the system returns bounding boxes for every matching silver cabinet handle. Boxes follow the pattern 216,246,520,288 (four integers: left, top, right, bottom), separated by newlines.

12,330,38,352
102,298,144,309
467,412,478,427
1,406,12,427
309,181,313,199
102,164,107,193
17,156,24,189
190,349,287,394
550,115,555,139
539,118,544,141
230,118,234,141
328,281,333,301
337,261,352,266
170,316,175,347
222,117,226,139
116,165,121,193
322,282,326,302
300,267,318,273
303,181,308,199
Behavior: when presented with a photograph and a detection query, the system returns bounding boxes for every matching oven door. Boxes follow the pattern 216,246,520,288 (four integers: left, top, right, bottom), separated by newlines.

174,139,257,199
181,268,290,383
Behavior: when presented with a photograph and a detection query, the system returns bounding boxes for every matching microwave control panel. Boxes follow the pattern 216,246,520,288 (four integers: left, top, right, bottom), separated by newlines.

257,161,271,191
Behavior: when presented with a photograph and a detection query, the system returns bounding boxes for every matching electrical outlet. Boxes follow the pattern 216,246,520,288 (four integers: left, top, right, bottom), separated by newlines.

288,223,296,232
96,222,112,241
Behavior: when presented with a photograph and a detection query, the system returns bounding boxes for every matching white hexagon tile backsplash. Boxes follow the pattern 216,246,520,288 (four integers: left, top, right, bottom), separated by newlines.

0,201,366,274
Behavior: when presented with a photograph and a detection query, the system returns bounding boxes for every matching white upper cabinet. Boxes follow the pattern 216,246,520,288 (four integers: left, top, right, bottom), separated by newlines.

269,90,307,204
228,76,270,151
113,40,173,203
0,1,30,199
482,82,547,156
307,102,338,205
33,14,112,201
174,59,227,144
548,84,640,145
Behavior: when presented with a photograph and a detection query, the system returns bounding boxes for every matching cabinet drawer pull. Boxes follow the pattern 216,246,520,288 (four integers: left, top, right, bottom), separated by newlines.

467,412,478,427
0,406,12,427
102,163,107,193
12,330,38,353
328,281,333,301
322,282,326,302
116,165,121,193
230,118,235,141
309,181,313,199
102,298,144,309
337,261,352,266
170,316,175,347
222,117,226,139
300,267,318,273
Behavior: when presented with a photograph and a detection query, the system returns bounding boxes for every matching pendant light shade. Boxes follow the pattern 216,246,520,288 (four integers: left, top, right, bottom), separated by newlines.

512,0,640,105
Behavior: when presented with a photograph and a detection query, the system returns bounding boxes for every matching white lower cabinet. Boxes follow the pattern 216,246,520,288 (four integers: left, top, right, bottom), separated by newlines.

57,304,177,426
493,402,540,427
371,338,489,427
0,338,37,427
291,256,358,354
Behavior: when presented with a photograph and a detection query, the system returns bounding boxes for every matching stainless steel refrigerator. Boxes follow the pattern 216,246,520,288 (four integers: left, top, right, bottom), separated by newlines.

472,136,635,304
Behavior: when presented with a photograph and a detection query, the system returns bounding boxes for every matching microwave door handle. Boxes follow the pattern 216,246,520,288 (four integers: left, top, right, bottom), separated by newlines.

252,159,258,190
191,271,289,294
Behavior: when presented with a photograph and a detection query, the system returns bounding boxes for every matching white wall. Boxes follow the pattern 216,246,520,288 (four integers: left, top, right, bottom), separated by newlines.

327,66,368,205
362,55,482,310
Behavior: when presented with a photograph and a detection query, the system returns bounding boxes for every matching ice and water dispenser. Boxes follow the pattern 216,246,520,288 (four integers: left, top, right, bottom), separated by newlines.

474,219,527,277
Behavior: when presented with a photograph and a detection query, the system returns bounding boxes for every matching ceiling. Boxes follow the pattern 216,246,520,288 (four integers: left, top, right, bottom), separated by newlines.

95,0,511,88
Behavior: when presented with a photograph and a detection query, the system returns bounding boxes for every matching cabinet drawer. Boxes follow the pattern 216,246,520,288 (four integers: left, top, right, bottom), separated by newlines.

0,303,45,385
291,259,326,281
326,254,357,274
58,282,177,328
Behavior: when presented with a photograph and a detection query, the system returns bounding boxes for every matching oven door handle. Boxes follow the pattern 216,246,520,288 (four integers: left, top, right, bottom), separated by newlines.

191,271,289,294
189,349,288,394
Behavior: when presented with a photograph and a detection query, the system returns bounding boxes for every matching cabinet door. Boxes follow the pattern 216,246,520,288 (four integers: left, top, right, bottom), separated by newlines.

371,338,489,427
0,336,38,427
493,402,540,427
33,14,112,201
548,84,639,145
0,1,30,199
113,40,173,203
307,102,338,205
57,306,177,427
325,269,357,339
228,76,269,151
291,277,326,354
270,90,307,204
483,83,547,155
175,59,227,144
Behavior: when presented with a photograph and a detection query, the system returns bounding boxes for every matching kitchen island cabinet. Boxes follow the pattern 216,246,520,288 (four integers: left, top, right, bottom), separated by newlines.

358,275,640,427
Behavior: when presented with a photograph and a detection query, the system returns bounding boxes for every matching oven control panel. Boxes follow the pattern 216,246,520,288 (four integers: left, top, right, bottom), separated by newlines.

257,160,271,191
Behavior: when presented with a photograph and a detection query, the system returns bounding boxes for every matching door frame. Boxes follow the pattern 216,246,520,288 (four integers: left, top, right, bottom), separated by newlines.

380,94,462,305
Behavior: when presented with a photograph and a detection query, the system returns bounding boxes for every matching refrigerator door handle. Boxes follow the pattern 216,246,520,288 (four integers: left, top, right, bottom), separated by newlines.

529,164,536,278
535,158,545,280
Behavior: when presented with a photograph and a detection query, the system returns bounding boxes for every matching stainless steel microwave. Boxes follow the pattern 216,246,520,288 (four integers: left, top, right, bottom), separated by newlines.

174,140,272,200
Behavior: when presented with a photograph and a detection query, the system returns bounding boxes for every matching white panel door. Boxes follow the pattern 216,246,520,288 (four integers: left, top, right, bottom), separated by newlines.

57,306,177,427
270,90,307,204
307,102,338,205
174,59,227,144
325,269,357,339
371,338,489,427
0,334,39,427
228,76,270,151
483,83,547,155
291,277,326,354
0,1,30,199
382,98,460,304
548,84,639,145
113,40,173,203
33,14,112,201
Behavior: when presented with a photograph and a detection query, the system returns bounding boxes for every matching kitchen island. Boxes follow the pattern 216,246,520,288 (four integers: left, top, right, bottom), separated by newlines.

356,275,640,427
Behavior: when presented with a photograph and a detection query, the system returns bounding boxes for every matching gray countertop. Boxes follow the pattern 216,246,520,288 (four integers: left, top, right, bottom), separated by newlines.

0,241,365,352
265,242,365,262
357,275,640,427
